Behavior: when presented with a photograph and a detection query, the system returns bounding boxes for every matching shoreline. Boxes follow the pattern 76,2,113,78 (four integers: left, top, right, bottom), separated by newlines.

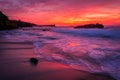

0,38,116,80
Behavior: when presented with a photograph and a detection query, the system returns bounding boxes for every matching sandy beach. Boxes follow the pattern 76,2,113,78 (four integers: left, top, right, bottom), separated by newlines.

0,35,116,80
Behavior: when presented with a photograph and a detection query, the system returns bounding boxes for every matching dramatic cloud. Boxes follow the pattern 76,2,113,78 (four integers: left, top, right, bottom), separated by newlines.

0,0,120,26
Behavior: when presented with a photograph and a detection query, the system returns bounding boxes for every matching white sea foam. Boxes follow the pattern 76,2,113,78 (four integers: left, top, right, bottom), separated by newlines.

0,27,120,79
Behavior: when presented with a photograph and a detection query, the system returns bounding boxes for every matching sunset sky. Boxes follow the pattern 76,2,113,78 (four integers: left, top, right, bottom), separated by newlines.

0,0,120,26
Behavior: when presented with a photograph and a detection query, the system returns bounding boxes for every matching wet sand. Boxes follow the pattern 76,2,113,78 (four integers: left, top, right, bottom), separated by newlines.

0,38,116,80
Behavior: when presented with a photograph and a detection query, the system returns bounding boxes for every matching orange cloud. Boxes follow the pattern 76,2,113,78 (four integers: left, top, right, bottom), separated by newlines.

0,0,120,26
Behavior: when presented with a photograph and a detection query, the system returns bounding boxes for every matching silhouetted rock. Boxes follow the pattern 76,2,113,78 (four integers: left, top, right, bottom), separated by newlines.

0,11,37,30
11,20,37,27
30,57,38,65
39,24,56,27
74,23,104,29
0,11,19,30
0,11,9,21
0,11,10,30
42,28,51,31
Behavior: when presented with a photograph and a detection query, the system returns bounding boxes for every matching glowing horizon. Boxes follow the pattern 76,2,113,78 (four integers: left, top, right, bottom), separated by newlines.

0,0,120,26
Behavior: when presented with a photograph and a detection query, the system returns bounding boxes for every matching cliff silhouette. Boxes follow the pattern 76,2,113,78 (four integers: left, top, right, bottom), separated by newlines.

0,11,37,30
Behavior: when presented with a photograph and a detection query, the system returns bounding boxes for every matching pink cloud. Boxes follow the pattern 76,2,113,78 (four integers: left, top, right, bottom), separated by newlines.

0,0,120,26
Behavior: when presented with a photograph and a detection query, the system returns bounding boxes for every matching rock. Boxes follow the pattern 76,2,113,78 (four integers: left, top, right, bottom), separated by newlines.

74,23,104,29
0,11,9,21
0,11,37,30
30,57,38,65
42,28,50,31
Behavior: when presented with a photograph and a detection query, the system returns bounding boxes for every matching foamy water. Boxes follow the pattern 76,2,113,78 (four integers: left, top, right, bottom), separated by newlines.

0,27,120,80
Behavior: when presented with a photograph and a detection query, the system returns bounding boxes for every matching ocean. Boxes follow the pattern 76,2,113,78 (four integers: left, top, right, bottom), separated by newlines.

0,27,120,80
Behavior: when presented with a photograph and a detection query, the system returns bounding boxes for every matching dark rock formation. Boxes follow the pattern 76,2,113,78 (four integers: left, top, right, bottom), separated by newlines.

74,23,104,29
29,57,38,65
0,11,9,21
0,11,37,30
0,11,9,30
39,24,56,27
42,28,51,31
11,20,37,27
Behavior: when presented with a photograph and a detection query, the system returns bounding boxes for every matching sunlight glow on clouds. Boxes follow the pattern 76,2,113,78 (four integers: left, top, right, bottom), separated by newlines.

0,0,120,26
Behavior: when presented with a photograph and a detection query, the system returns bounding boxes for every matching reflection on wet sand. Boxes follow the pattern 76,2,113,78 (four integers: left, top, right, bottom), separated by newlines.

0,27,119,80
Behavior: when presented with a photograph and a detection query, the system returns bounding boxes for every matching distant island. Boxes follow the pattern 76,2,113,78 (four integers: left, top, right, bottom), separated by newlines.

74,23,104,29
0,11,37,30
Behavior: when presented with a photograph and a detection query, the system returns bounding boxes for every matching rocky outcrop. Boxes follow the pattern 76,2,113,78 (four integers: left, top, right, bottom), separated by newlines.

74,23,104,29
0,11,9,21
0,11,37,30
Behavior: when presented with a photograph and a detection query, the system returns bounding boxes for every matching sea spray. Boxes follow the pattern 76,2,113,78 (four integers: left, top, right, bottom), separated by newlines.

33,41,43,58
